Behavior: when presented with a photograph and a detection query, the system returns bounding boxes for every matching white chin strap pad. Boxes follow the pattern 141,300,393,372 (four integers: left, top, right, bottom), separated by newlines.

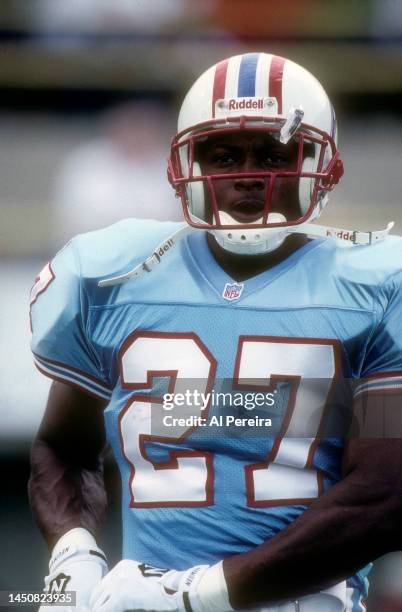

211,212,289,255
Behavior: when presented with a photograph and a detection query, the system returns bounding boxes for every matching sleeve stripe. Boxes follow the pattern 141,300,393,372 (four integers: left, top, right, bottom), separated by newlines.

354,375,402,398
32,350,112,388
33,355,112,400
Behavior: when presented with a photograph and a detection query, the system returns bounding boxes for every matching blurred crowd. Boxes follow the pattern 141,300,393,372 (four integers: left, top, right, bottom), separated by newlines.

52,101,181,247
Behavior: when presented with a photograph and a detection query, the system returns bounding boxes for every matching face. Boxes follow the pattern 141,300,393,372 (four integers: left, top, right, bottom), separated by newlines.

195,130,306,225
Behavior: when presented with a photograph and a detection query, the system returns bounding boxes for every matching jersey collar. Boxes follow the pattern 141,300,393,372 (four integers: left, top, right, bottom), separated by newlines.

184,231,321,303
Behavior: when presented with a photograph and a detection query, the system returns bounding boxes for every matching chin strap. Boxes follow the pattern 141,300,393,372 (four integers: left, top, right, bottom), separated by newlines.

98,221,394,287
294,220,394,245
98,225,195,287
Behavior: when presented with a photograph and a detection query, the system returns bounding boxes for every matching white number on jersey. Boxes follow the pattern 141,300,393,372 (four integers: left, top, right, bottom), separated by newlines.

120,332,339,507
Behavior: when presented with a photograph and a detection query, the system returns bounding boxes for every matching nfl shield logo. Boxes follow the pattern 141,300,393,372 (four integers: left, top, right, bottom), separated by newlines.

222,282,244,301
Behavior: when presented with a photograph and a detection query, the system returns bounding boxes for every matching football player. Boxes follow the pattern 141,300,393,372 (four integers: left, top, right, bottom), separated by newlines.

29,53,402,612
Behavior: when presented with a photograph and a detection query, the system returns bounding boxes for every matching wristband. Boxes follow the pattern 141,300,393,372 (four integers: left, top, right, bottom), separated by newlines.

49,527,107,573
193,561,234,612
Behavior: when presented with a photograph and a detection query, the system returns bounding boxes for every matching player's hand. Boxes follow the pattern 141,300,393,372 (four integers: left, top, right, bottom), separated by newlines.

89,559,233,612
89,560,181,612
39,527,108,612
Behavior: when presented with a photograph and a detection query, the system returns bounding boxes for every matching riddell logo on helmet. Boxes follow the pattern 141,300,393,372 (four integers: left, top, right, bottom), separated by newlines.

228,98,264,110
215,97,277,116
326,229,354,241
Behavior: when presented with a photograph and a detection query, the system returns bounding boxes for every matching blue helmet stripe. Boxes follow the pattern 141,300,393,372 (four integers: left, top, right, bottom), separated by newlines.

237,53,259,97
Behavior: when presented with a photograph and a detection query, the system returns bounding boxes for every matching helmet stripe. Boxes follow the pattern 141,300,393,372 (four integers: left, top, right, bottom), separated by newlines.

269,55,286,114
237,53,259,97
212,58,229,117
255,53,271,97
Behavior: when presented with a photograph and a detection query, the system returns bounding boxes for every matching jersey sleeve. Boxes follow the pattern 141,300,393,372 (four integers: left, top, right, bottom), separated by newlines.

354,270,402,399
30,241,112,401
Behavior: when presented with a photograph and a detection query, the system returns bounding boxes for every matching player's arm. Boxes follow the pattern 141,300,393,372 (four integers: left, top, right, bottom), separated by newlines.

29,380,108,548
29,381,109,610
223,436,402,609
223,275,402,609
88,435,402,612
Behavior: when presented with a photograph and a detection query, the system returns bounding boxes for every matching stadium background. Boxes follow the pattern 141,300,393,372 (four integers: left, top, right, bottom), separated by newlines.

0,1,401,610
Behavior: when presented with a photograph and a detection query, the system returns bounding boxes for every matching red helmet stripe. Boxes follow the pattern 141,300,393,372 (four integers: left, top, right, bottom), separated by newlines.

269,56,285,114
212,58,229,117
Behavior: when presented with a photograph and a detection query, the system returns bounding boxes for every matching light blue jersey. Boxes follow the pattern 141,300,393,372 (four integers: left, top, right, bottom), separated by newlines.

30,219,402,606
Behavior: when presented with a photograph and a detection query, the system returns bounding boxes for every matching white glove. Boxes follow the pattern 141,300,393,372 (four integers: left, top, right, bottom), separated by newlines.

89,560,233,612
295,581,347,612
160,564,346,612
39,527,108,612
89,560,179,612
255,580,347,611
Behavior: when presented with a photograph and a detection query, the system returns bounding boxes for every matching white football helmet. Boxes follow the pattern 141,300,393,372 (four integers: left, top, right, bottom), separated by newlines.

168,52,344,254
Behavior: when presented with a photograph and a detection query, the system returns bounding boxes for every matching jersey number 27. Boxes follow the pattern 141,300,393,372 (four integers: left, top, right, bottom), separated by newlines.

119,331,340,508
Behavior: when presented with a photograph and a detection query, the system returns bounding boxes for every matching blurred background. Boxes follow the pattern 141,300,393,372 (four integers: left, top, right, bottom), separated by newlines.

1,1,401,609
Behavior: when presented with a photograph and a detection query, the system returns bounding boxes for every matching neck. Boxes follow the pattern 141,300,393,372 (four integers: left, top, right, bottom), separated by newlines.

206,233,309,281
